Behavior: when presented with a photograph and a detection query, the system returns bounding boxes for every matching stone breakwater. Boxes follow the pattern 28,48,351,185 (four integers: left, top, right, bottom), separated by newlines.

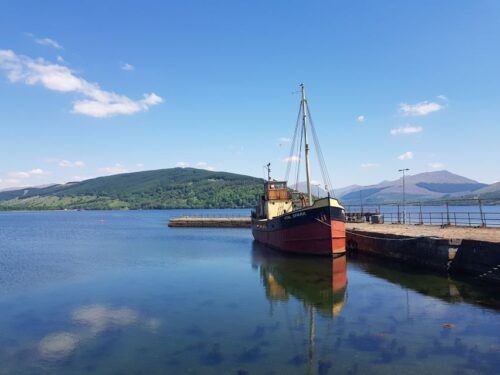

346,223,500,284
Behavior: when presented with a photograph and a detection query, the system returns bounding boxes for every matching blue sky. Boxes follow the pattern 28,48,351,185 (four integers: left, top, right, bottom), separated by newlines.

1,0,499,190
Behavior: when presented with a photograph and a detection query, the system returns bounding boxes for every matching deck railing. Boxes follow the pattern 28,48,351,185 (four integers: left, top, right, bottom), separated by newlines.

344,199,500,228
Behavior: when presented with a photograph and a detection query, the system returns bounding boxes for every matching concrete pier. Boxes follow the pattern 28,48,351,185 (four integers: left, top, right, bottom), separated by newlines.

346,223,500,284
168,217,251,228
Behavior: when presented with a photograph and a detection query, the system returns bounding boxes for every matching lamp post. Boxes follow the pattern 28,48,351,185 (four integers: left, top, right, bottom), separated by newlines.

398,168,409,224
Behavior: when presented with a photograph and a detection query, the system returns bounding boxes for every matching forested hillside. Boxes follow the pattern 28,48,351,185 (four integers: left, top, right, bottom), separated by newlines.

0,168,264,210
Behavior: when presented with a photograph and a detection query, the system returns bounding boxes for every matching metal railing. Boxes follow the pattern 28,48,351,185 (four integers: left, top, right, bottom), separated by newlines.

344,199,500,228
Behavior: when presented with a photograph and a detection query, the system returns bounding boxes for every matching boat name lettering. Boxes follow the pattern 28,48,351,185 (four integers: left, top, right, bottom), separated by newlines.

284,211,306,220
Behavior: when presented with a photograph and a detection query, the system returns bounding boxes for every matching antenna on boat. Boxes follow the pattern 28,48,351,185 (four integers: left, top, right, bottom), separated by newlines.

301,83,313,206
266,162,272,181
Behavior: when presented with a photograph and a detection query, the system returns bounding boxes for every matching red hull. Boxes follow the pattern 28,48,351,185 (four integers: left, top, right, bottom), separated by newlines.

252,219,346,256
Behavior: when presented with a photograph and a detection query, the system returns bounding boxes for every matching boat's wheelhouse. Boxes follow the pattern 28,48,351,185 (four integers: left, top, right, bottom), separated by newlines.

254,181,293,220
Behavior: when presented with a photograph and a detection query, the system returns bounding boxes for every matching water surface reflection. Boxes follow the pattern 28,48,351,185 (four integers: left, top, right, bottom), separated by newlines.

252,244,347,317
0,211,498,374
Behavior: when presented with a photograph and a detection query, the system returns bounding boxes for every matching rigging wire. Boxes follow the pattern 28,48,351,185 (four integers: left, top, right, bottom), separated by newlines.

306,102,336,197
284,105,303,182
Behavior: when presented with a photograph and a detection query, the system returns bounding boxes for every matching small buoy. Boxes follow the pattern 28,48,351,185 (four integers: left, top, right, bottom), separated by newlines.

442,323,455,329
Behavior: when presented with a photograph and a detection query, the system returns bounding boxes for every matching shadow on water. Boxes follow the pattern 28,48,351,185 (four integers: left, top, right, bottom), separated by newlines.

348,253,500,311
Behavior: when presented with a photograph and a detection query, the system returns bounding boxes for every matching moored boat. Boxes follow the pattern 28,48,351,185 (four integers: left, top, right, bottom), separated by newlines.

251,84,346,256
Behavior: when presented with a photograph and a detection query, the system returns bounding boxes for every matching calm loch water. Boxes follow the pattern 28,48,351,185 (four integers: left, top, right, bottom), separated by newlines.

0,210,498,374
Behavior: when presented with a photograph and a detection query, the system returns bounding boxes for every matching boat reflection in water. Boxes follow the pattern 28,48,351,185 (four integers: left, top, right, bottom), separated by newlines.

251,242,347,317
252,243,347,373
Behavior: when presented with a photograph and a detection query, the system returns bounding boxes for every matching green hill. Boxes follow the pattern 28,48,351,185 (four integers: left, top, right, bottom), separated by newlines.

0,168,264,210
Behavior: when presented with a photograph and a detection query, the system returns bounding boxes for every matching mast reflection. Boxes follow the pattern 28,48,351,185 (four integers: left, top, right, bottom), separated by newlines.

251,243,347,317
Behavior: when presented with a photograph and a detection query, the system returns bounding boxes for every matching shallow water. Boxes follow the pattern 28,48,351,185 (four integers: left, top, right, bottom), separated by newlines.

0,210,498,374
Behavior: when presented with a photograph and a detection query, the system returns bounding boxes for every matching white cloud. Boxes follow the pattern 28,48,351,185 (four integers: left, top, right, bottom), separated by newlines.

8,168,48,179
176,161,190,168
390,125,423,135
0,49,163,118
121,63,134,71
35,37,63,50
3,178,21,186
197,161,214,170
38,304,158,362
192,161,215,171
38,332,79,360
72,304,138,333
9,171,30,179
397,151,414,160
98,163,128,175
56,55,65,63
361,163,380,169
428,162,445,169
278,137,291,146
283,155,300,163
29,168,45,175
357,115,365,123
51,159,85,168
398,101,442,116
135,163,144,168
437,95,448,102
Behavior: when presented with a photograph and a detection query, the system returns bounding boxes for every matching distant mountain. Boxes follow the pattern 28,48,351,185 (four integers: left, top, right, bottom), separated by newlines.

467,182,500,199
0,168,264,210
291,182,330,198
336,170,495,204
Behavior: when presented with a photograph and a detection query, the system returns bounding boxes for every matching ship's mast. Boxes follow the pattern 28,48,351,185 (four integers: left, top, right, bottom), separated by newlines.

301,83,312,206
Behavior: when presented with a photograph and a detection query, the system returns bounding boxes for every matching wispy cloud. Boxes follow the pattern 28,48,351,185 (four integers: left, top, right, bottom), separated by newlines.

357,115,365,123
399,101,442,116
8,168,48,179
176,162,190,168
35,37,63,50
428,162,445,169
283,155,300,163
390,125,423,135
0,49,163,118
98,164,128,175
437,94,448,102
397,151,414,160
121,63,134,71
278,137,291,146
361,163,380,169
196,161,215,171
47,159,85,168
